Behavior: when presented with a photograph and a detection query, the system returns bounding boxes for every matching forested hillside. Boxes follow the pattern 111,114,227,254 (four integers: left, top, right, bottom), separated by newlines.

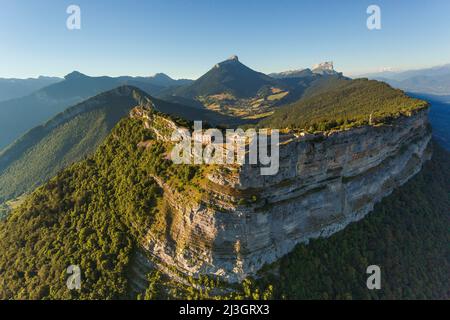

0,87,146,205
0,85,241,211
0,117,161,299
0,104,448,299
0,71,180,150
259,79,428,132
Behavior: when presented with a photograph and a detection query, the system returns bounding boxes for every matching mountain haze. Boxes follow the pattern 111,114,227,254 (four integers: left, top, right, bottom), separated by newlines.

147,73,193,87
0,85,243,205
360,64,450,95
269,68,314,79
359,64,450,153
0,72,187,150
0,86,147,204
0,76,62,102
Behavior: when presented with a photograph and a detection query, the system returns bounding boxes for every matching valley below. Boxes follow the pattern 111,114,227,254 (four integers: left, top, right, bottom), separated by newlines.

409,93,450,151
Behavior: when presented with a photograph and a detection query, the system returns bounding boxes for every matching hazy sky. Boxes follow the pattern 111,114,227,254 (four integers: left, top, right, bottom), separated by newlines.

1,0,450,79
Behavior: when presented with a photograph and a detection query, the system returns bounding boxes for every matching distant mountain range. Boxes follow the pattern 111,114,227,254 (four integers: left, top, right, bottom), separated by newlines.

0,86,143,203
0,76,62,102
311,61,341,76
0,57,348,206
358,64,450,152
147,73,193,87
159,56,345,118
165,56,343,100
408,92,450,151
0,85,236,204
269,61,341,79
358,64,450,95
0,57,347,152
0,72,192,150
269,68,314,79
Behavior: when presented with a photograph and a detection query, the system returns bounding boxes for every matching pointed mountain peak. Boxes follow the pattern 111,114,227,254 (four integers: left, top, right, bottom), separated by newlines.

176,55,276,98
148,72,186,87
111,85,150,99
215,55,241,68
64,71,89,80
313,61,334,71
151,73,173,80
312,62,338,75
80,85,151,105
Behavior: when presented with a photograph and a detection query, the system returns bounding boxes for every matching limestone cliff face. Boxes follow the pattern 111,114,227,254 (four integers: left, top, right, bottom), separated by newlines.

137,108,432,283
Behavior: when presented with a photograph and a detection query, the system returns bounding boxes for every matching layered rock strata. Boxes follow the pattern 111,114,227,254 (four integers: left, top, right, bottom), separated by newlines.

135,107,432,283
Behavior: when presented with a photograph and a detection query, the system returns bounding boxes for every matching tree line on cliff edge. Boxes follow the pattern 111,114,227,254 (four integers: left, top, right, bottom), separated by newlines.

0,112,448,299
259,78,428,132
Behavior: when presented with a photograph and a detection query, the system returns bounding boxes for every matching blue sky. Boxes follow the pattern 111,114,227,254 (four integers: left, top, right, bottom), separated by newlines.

1,0,450,79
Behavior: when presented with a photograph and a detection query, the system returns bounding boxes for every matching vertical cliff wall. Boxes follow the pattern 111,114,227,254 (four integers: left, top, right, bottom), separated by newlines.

138,109,432,283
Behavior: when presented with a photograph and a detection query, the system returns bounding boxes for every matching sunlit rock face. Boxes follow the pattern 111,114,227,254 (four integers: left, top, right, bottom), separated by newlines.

138,108,432,283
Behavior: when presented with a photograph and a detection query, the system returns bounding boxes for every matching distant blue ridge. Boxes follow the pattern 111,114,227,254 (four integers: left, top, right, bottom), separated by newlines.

408,93,450,151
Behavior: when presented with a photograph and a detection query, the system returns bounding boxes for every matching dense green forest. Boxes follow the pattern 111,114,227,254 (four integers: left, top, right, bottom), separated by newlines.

0,86,241,210
0,115,259,300
0,116,205,299
0,104,448,299
259,79,429,132
0,87,142,205
0,118,147,299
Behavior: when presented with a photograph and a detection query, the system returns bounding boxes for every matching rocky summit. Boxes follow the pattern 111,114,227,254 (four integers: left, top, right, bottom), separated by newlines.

132,104,432,283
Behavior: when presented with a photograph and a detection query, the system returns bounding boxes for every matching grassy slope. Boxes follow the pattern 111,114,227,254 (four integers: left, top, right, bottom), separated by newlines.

259,78,429,131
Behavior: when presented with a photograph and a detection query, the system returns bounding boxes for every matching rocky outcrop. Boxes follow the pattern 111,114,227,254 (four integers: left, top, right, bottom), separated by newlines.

137,108,432,283
312,61,339,75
